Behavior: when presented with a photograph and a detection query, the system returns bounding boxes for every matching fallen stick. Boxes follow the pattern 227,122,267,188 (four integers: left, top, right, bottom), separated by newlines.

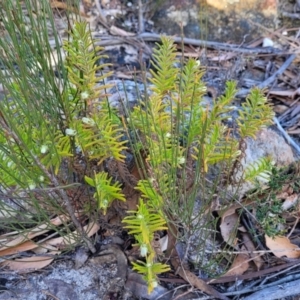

243,278,300,300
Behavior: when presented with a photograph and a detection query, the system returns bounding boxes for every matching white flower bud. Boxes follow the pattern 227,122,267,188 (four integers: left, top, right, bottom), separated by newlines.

82,117,95,126
140,244,148,257
80,91,89,100
65,128,77,136
149,177,155,184
28,182,36,190
152,280,158,288
146,262,153,268
137,213,144,219
177,157,186,165
40,145,48,154
165,132,171,138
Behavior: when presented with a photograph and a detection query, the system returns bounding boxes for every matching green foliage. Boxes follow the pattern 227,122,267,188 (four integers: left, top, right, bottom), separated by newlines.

150,36,179,96
0,2,278,293
249,164,298,238
123,199,167,245
85,172,125,215
123,199,169,293
62,21,113,116
128,36,275,205
0,2,126,254
256,195,286,237
135,180,164,210
237,88,275,139
132,258,170,294
124,36,276,287
243,157,274,183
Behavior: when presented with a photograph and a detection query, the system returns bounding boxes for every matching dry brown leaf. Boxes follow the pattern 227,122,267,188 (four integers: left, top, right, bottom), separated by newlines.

281,194,299,211
0,228,48,251
238,225,247,232
2,251,59,273
176,51,200,58
0,240,39,257
223,248,249,277
175,261,229,300
1,222,99,272
42,222,100,249
290,105,300,118
218,199,255,217
0,215,71,253
242,233,264,270
218,199,255,249
1,219,98,257
0,215,71,240
288,129,300,134
268,90,297,97
50,0,86,16
109,25,136,37
159,235,168,252
273,105,289,114
210,52,236,61
265,235,300,258
32,244,58,254
220,212,239,249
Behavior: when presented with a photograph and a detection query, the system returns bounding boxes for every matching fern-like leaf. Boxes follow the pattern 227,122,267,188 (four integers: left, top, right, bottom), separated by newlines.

85,171,125,215
150,36,179,96
237,88,274,139
244,157,274,183
132,259,170,294
123,199,167,245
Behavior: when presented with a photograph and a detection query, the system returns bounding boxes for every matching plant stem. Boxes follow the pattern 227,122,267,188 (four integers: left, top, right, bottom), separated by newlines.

0,118,96,253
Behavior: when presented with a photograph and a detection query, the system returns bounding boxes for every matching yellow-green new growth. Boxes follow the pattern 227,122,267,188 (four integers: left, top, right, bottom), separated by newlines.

123,199,169,293
124,36,276,291
85,172,125,215
123,199,167,246
54,21,127,168
63,21,112,107
237,88,275,139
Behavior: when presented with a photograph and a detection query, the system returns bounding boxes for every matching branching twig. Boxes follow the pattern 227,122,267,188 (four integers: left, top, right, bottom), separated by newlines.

273,116,300,156
138,0,144,34
207,259,300,284
93,33,288,54
236,54,296,97
224,273,300,297
243,277,300,300
95,0,109,29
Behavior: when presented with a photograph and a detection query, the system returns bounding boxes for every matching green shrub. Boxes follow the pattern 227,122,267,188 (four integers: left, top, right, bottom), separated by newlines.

0,0,275,293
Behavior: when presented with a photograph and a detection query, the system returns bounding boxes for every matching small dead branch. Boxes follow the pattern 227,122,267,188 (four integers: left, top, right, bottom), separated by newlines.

93,33,286,55
224,273,300,298
236,54,296,97
243,277,300,300
282,12,300,19
273,116,300,156
138,0,144,34
207,258,300,284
